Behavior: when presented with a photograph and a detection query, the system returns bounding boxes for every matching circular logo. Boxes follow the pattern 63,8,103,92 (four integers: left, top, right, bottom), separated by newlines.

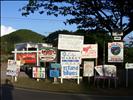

111,45,121,55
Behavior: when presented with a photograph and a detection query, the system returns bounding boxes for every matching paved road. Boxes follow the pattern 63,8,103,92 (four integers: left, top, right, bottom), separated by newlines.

1,85,133,100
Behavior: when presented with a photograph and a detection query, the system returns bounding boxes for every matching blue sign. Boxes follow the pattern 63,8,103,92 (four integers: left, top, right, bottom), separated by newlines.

50,70,59,78
50,63,61,68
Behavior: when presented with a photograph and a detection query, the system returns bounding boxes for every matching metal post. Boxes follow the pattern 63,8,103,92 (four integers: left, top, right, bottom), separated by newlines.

126,69,128,88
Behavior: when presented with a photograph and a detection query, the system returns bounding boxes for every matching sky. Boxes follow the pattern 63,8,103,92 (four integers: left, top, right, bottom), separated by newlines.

1,1,77,36
1,1,133,41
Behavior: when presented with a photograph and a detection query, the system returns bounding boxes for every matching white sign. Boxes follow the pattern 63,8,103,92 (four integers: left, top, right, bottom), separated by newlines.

61,51,81,65
58,34,84,51
82,44,98,58
114,37,121,41
108,42,123,62
83,61,94,77
95,65,116,77
32,67,45,78
6,60,20,76
62,65,79,78
125,63,133,69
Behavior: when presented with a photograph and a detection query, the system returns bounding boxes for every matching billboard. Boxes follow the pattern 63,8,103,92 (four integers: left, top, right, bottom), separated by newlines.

17,53,36,64
6,60,20,76
108,42,123,62
39,47,57,62
62,65,79,78
32,67,45,78
58,34,84,51
61,51,81,65
95,65,116,77
83,61,94,77
82,44,98,58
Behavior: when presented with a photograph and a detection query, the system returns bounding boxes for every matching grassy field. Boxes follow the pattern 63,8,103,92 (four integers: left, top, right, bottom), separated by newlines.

1,61,133,96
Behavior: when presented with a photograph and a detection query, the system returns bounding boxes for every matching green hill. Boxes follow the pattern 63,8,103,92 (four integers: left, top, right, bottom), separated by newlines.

1,29,46,54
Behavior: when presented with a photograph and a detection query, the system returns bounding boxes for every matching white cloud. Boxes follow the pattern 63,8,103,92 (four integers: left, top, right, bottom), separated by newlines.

1,25,16,37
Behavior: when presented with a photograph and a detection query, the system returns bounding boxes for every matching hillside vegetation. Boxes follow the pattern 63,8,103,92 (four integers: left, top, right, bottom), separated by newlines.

1,29,45,54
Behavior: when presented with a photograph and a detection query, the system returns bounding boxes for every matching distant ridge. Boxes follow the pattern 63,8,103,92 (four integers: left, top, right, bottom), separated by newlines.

1,29,46,54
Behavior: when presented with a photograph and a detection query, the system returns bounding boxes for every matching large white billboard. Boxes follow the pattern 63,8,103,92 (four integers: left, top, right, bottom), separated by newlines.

108,42,123,62
82,44,98,58
58,34,84,51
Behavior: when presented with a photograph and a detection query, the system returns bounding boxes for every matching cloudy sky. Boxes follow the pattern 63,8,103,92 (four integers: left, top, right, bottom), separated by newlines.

1,1,133,40
1,1,77,37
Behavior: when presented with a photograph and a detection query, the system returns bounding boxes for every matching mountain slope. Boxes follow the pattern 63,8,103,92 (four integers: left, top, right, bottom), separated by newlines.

1,29,46,54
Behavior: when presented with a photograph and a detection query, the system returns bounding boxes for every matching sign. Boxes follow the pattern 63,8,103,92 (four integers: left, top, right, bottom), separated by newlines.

125,63,133,69
50,63,61,68
95,65,116,77
50,70,59,77
6,60,20,76
112,31,123,37
114,37,121,41
108,42,123,62
39,47,56,62
82,44,98,58
58,34,84,51
62,65,79,78
17,53,36,64
61,51,81,66
32,67,45,78
83,61,94,77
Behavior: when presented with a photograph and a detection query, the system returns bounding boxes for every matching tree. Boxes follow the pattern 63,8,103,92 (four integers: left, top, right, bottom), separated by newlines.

21,0,133,39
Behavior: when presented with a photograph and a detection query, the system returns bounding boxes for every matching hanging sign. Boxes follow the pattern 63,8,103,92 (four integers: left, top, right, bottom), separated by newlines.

32,67,45,78
39,47,57,62
83,61,94,77
58,34,84,51
61,51,81,65
108,42,123,62
82,44,98,58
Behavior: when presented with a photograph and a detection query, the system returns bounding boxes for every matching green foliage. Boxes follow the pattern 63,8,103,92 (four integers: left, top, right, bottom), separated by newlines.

21,0,133,38
1,29,45,54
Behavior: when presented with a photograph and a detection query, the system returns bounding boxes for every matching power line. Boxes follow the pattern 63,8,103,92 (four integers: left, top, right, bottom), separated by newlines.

1,16,65,22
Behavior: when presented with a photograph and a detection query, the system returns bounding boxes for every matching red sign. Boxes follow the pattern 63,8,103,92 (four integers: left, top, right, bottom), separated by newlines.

39,47,57,62
17,53,37,64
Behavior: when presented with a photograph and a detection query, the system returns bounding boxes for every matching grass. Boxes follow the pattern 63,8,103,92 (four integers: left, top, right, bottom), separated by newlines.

1,77,133,96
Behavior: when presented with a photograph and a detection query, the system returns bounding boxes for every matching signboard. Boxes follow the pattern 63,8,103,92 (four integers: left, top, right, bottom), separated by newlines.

6,60,20,76
95,65,116,77
61,51,81,66
50,63,61,68
39,47,57,62
50,70,59,78
83,61,94,77
58,34,84,51
17,53,36,64
114,37,121,41
32,67,45,78
82,44,98,58
62,65,79,78
125,63,133,69
108,42,123,62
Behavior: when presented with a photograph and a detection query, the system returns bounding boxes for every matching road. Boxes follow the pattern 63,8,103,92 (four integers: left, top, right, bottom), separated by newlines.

1,86,133,100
